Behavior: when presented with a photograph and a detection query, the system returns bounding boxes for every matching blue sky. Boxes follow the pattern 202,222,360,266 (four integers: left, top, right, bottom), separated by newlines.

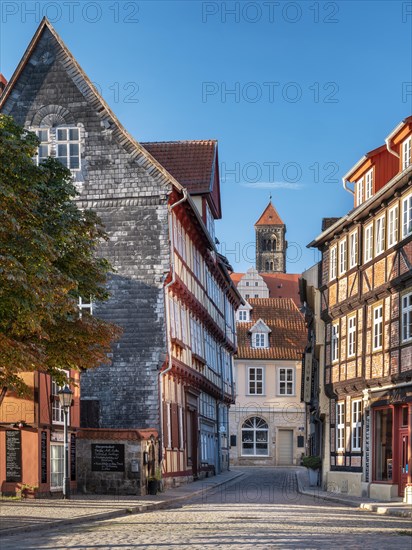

1,0,411,273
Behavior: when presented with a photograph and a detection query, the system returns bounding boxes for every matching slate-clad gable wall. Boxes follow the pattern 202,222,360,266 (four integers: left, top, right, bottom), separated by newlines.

2,28,171,429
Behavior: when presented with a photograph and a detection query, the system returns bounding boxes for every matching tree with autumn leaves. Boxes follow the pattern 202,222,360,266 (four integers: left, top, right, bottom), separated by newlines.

0,115,121,403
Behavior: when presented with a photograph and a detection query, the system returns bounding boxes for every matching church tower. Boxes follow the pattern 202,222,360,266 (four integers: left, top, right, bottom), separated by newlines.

255,201,287,273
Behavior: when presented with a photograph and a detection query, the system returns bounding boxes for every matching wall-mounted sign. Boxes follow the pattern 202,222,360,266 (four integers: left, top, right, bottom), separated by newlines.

91,444,125,472
41,431,47,484
6,431,22,482
70,434,76,481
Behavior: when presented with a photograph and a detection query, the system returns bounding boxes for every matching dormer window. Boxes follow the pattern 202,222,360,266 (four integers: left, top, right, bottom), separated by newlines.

365,169,373,200
253,333,267,348
402,136,411,170
205,203,215,242
356,177,363,207
238,309,249,322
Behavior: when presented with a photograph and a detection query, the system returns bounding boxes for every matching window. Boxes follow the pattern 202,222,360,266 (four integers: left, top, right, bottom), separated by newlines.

278,367,294,396
253,332,267,348
402,291,412,342
402,136,411,170
347,315,356,358
336,402,345,451
402,193,412,239
246,282,250,286
206,203,215,243
241,417,268,456
331,322,339,362
255,282,259,286
351,400,362,452
372,304,383,351
238,310,249,322
388,205,398,247
52,372,70,425
254,294,259,298
34,128,50,164
329,245,337,280
339,239,347,275
56,128,80,170
365,169,373,200
50,444,64,489
356,177,364,207
78,296,93,317
375,215,385,256
349,230,358,269
364,223,373,263
248,367,264,395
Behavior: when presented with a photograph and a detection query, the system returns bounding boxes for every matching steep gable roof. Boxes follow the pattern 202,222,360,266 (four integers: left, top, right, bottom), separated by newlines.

231,272,300,305
249,318,271,333
255,201,284,226
236,298,306,360
0,17,185,195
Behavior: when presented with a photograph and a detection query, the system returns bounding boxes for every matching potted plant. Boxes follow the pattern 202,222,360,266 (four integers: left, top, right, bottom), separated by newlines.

147,467,162,495
16,483,39,499
302,456,321,486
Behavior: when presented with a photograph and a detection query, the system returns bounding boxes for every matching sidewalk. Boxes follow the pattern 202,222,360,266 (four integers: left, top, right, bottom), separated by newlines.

295,468,412,519
0,470,244,537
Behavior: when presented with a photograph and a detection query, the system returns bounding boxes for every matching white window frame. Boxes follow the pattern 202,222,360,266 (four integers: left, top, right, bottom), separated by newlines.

347,315,356,358
401,291,412,342
241,416,269,457
78,296,93,317
237,309,249,322
402,136,411,171
349,230,358,269
372,304,383,351
329,245,337,280
356,177,364,207
351,399,362,452
252,332,267,349
364,223,373,263
51,370,70,425
247,366,264,395
402,193,412,239
365,169,373,200
34,128,50,165
277,367,295,396
50,443,64,489
375,214,386,256
56,127,81,171
206,203,215,243
331,322,339,363
336,402,345,452
339,239,347,276
388,205,398,247
166,402,172,449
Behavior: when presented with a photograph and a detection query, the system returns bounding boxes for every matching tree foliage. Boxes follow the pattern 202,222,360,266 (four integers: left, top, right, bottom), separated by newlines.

0,115,121,396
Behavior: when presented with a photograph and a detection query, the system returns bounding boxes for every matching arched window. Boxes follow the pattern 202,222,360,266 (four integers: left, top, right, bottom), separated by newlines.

265,261,270,271
270,261,274,270
241,417,268,456
272,238,277,251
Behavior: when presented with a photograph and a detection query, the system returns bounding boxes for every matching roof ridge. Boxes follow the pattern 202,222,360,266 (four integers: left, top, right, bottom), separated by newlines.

141,140,217,145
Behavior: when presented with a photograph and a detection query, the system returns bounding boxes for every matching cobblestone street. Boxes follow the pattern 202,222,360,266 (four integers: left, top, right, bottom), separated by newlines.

1,469,411,549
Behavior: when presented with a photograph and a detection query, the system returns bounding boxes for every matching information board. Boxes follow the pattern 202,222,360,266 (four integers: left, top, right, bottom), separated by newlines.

6,430,22,482
91,443,125,472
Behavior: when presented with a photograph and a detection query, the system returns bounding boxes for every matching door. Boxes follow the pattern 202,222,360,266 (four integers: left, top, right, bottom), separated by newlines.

399,429,409,497
278,430,293,465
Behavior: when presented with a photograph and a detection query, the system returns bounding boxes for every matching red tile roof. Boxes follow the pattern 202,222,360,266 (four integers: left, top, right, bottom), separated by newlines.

231,272,301,306
255,201,284,226
236,298,306,360
142,140,216,194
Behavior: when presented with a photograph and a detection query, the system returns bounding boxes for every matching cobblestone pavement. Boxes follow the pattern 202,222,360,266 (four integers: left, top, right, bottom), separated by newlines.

2,469,411,549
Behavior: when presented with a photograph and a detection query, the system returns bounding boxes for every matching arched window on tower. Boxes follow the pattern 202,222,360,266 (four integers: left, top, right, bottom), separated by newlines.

272,238,277,251
265,261,270,271
270,261,274,270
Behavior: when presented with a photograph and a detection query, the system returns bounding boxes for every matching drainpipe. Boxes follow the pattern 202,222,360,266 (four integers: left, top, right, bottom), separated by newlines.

159,189,188,465
342,177,355,195
385,137,400,159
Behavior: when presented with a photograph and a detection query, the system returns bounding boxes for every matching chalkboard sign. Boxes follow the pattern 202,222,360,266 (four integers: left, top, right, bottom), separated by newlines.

70,434,76,481
6,430,22,482
91,444,125,472
41,431,47,484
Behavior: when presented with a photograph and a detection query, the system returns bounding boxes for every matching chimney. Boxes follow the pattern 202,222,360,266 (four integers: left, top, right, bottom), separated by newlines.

0,74,8,96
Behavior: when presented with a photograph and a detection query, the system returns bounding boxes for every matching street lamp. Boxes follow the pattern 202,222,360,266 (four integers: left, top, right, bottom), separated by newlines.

58,385,73,500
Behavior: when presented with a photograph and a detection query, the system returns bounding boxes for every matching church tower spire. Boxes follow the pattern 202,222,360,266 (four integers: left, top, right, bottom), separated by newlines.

255,201,287,273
